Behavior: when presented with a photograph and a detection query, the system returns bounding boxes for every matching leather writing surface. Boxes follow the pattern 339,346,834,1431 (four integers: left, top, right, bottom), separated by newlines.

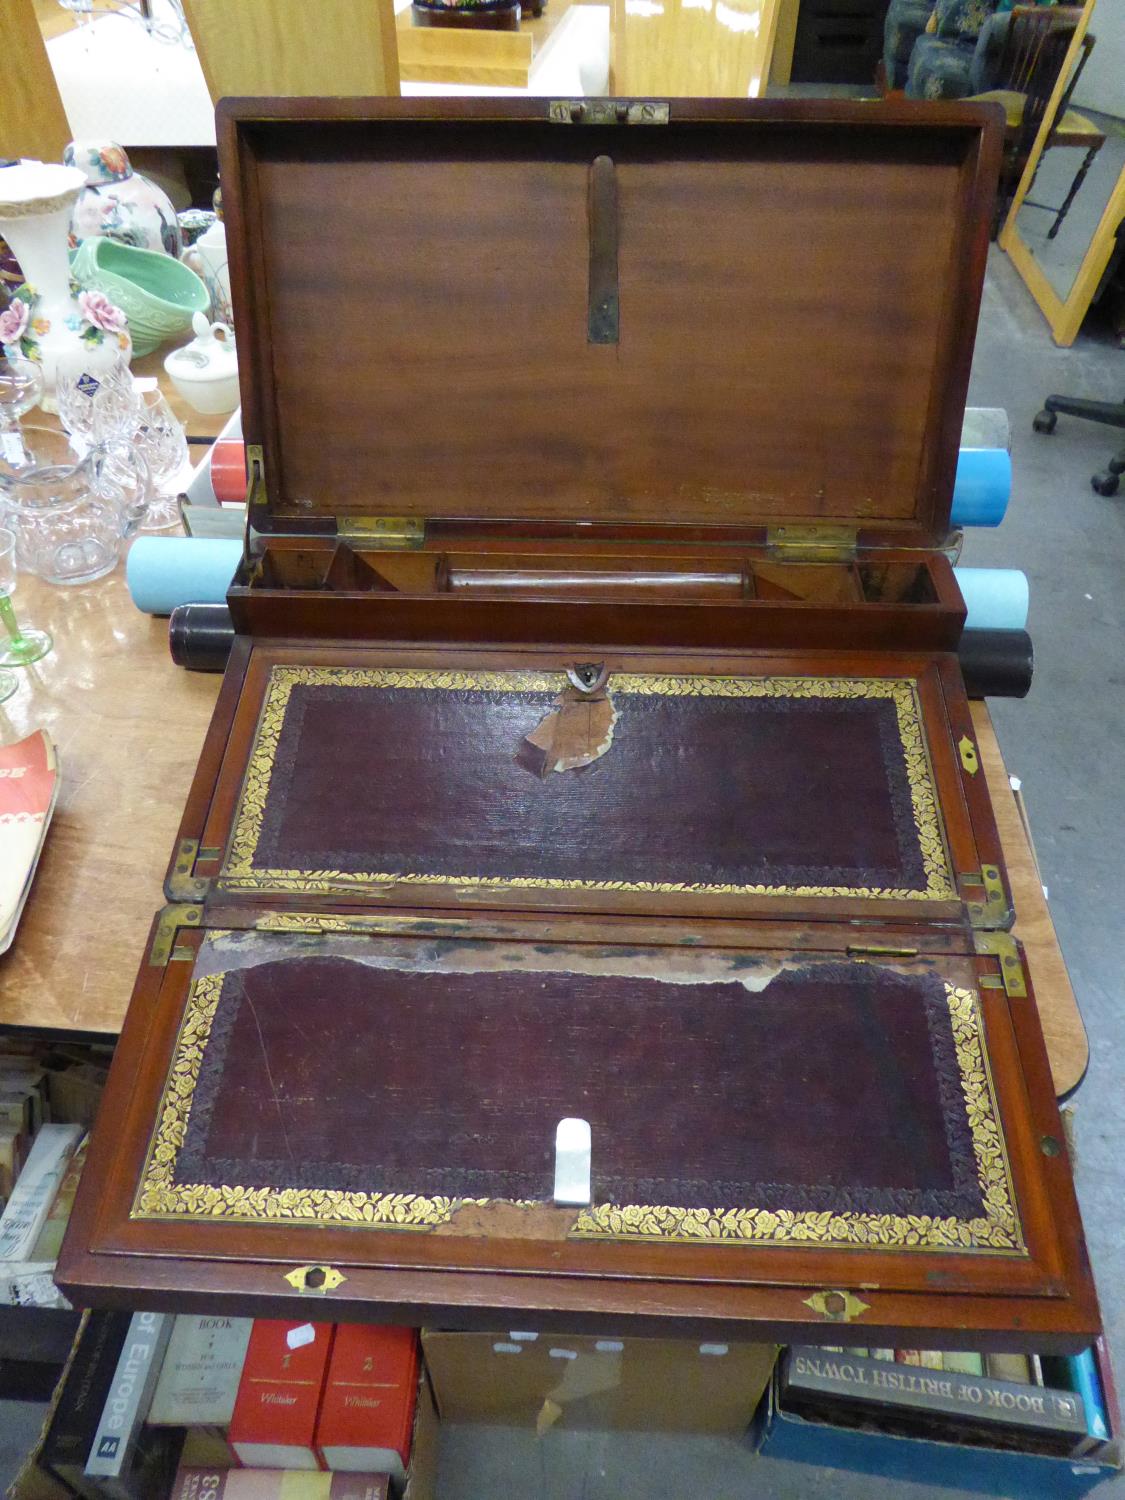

220,667,955,903
184,960,967,1208
136,938,1023,1256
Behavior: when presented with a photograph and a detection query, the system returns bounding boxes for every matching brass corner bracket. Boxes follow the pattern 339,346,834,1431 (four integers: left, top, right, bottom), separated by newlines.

166,838,211,903
974,929,1028,999
964,864,1011,930
148,902,204,967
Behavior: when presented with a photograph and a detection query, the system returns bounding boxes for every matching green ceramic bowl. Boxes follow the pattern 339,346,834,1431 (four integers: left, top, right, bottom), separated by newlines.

70,237,209,356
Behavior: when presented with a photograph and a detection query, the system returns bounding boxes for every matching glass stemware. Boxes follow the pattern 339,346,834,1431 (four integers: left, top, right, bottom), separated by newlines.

0,355,44,430
0,667,15,703
0,357,45,475
91,380,187,532
0,527,52,665
55,349,133,448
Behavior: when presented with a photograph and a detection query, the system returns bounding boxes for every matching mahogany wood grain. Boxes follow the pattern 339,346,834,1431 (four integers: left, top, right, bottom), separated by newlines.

216,98,1002,549
229,544,965,653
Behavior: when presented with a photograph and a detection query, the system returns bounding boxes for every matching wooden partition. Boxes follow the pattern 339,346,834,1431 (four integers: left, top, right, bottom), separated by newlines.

182,0,400,99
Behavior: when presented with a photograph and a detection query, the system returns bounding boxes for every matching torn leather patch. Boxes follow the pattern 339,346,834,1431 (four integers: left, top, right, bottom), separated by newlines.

516,664,618,778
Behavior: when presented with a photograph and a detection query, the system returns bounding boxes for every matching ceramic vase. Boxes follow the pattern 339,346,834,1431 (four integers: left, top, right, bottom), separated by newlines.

183,218,232,326
65,140,183,257
0,162,132,414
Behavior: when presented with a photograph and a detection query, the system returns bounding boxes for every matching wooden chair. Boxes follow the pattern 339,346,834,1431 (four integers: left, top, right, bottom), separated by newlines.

971,6,1103,237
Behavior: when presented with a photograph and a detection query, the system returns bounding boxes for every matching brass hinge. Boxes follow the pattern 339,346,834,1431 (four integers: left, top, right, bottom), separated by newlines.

548,99,669,126
963,863,1011,929
336,515,426,550
974,929,1028,998
242,443,266,567
167,838,211,902
148,902,204,967
766,524,857,562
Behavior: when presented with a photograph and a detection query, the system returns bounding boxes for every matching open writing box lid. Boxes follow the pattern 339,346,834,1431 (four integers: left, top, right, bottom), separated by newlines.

218,97,1003,548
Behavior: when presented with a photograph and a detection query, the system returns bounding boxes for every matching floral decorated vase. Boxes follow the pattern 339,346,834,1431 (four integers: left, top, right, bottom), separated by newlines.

64,140,183,258
0,161,131,414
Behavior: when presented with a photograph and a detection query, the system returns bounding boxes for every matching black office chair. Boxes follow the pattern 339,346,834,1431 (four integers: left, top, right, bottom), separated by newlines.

1033,395,1125,495
1032,228,1125,496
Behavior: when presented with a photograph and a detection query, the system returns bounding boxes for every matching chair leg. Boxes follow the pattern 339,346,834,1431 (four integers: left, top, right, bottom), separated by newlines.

1048,145,1100,240
1092,443,1125,496
1041,395,1125,429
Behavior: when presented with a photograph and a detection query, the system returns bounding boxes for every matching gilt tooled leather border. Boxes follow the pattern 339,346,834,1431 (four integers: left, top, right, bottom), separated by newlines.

218,667,956,903
132,967,1024,1255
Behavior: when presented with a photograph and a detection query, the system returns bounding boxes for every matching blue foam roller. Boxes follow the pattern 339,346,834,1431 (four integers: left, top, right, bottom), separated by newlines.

951,447,1011,528
954,567,1029,632
126,536,241,615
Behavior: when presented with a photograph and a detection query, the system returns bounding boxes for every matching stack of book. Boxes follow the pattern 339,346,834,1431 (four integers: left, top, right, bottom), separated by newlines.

21,1315,422,1500
0,1032,113,1311
780,1346,1111,1460
0,1119,84,1309
0,729,59,954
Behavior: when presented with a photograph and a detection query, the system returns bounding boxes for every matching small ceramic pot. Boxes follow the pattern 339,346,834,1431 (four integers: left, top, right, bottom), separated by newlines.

164,312,239,414
178,208,216,249
65,140,183,257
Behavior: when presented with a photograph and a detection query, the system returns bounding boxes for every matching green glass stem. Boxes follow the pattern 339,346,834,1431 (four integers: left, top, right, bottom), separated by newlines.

0,593,25,648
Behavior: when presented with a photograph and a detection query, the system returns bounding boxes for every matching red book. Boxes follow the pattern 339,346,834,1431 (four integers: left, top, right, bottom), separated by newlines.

315,1326,419,1478
229,1322,335,1470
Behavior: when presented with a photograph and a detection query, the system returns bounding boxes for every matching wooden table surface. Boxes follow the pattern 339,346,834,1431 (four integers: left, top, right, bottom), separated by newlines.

0,532,1090,1098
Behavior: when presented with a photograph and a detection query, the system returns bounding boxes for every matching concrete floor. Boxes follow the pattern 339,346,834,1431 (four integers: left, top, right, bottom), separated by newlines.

2,250,1123,1498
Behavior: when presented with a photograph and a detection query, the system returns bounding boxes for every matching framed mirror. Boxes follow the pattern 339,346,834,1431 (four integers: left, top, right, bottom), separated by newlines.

999,0,1125,346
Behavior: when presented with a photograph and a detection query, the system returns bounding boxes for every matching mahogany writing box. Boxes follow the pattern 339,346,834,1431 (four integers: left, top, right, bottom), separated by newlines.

59,98,1101,1352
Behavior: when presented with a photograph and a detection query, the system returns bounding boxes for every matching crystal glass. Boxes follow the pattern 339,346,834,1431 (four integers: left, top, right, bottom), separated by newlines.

0,425,144,585
92,381,187,531
0,528,52,664
55,349,133,447
0,356,44,431
0,666,15,703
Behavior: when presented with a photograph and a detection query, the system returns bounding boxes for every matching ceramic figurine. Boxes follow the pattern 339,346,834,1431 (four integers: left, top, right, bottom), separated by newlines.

65,140,183,257
0,161,131,413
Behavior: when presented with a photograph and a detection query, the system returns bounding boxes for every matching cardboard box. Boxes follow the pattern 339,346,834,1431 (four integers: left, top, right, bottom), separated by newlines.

751,1358,1124,1498
422,1331,776,1435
